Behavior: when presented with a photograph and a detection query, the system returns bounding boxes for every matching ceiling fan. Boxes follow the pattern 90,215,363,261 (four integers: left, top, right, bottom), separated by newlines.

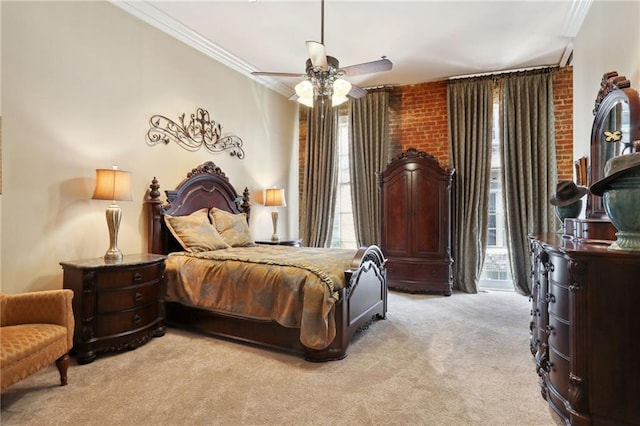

251,0,393,107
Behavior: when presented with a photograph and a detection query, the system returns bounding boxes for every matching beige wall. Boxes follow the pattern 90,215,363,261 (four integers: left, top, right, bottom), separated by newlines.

572,0,640,159
0,1,297,293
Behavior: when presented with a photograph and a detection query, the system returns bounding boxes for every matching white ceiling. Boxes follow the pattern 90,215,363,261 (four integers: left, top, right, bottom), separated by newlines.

114,0,593,98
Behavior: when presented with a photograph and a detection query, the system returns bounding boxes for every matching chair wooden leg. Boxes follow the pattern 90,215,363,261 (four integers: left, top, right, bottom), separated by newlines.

55,353,70,386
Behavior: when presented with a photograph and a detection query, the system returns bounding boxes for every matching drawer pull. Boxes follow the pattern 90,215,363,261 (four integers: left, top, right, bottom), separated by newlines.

545,325,555,335
134,273,142,282
133,314,141,325
134,292,143,303
545,293,556,304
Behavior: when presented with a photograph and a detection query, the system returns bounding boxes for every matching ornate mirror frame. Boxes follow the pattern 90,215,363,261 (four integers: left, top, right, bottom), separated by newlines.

587,72,640,218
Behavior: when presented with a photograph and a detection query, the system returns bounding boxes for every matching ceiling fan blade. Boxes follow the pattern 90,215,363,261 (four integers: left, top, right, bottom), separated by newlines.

348,85,367,99
341,58,393,76
251,71,306,78
306,41,328,70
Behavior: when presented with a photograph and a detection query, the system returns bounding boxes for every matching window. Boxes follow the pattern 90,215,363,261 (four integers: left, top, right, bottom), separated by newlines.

479,98,513,291
330,114,358,249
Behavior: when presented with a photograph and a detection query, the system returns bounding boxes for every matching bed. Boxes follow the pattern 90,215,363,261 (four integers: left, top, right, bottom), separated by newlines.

146,161,387,361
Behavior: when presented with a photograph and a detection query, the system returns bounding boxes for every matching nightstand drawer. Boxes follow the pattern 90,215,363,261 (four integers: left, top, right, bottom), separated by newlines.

97,283,160,313
95,263,161,289
96,303,159,337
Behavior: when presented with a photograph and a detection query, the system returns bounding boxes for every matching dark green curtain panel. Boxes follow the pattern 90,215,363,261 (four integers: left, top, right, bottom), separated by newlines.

301,100,339,247
500,71,557,295
348,90,390,246
447,78,493,293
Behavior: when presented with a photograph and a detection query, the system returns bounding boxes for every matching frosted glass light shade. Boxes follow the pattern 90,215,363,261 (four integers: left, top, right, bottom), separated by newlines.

295,80,313,98
333,78,352,97
295,80,315,107
332,95,348,106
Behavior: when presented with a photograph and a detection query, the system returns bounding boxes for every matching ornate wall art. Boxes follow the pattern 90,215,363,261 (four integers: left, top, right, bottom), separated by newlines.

146,108,244,159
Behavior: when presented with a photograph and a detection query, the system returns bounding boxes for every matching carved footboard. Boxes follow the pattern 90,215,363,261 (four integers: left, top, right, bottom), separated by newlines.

304,245,387,361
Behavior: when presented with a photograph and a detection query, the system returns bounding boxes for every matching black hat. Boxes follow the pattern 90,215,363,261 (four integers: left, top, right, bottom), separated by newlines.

590,152,640,196
550,181,588,206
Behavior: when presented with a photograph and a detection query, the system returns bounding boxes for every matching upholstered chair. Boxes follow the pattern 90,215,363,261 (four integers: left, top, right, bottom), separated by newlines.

0,289,74,390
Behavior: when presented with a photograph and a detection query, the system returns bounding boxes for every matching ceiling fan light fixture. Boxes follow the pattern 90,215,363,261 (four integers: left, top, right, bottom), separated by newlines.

331,95,349,107
295,79,314,99
333,78,351,97
297,95,314,107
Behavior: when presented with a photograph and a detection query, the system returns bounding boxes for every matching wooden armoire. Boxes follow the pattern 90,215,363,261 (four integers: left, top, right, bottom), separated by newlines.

378,148,455,295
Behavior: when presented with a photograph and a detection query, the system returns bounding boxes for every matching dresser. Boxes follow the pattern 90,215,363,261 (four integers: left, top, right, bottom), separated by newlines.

378,148,455,295
529,233,640,425
60,253,167,364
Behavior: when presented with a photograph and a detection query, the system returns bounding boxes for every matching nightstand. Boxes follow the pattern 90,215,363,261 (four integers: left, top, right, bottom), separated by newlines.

60,253,167,364
256,239,302,247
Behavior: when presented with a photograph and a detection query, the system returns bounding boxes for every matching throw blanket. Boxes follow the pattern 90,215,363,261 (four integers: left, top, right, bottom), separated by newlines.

164,246,356,350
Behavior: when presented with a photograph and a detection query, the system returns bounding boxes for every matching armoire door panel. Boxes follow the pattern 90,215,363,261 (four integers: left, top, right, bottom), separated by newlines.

381,172,412,256
413,172,444,255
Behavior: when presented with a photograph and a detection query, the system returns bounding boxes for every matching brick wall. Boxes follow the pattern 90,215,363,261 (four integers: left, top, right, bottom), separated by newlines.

388,80,450,166
386,67,574,178
552,67,574,181
298,66,574,195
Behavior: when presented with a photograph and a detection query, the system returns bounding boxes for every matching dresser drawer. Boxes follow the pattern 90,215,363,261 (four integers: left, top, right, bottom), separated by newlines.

548,253,569,285
386,260,449,283
548,346,570,396
96,303,159,337
97,283,160,314
548,281,569,321
547,314,570,358
95,263,162,289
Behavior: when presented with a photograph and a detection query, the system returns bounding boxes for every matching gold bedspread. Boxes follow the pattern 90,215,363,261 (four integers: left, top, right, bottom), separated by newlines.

164,245,357,350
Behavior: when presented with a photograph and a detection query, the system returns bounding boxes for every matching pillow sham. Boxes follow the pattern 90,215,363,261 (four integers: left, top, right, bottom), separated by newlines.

209,208,255,247
164,208,230,252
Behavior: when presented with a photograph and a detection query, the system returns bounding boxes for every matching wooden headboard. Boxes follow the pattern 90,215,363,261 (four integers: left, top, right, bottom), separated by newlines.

146,161,250,255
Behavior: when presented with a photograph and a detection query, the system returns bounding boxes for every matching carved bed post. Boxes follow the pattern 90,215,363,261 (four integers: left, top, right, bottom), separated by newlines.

147,177,164,254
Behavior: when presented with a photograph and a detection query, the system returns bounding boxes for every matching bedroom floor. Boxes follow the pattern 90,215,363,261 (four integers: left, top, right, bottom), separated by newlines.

1,290,561,425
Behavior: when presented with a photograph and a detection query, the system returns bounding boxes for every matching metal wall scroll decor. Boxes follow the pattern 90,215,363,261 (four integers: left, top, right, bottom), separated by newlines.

146,108,244,159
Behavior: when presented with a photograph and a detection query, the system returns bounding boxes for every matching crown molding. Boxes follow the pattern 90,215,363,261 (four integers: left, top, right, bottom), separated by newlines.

561,0,593,37
111,1,293,98
558,1,592,68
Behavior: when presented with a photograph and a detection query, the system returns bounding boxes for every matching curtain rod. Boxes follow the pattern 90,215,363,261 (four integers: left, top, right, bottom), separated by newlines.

447,65,559,82
361,84,396,91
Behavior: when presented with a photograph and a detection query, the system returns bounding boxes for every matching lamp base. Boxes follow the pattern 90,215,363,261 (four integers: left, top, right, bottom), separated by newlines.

271,210,279,242
104,249,123,263
104,204,124,263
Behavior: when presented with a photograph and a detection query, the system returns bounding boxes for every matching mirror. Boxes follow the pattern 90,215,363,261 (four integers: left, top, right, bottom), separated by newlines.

587,72,640,218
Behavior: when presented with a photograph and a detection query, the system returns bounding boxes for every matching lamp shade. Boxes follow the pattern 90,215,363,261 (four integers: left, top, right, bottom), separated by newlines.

264,188,286,207
333,78,352,97
92,167,133,202
295,80,315,107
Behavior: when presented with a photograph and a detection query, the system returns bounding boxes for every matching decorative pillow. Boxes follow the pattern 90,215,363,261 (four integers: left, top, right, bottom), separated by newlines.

209,208,255,247
164,208,230,252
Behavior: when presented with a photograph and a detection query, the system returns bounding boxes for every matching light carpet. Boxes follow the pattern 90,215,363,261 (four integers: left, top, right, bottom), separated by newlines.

1,290,561,425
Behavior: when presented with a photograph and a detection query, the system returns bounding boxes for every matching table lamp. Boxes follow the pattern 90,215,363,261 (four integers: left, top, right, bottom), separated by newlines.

264,188,286,242
92,166,133,262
